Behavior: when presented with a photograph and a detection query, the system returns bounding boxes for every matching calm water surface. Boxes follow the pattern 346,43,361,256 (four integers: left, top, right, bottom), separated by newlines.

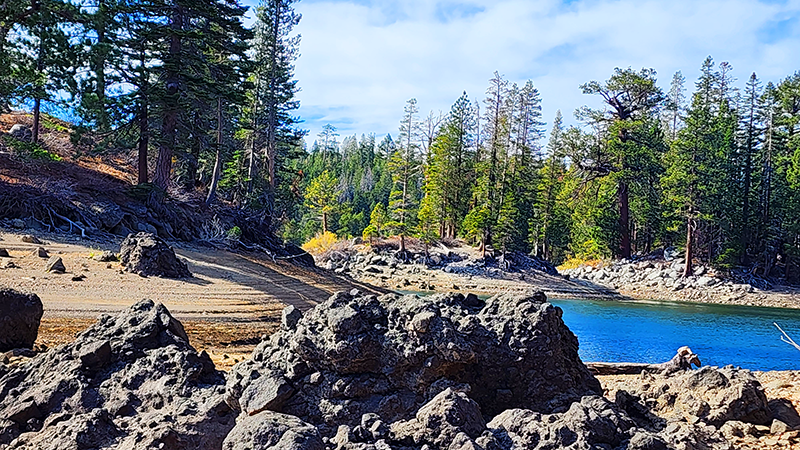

549,298,800,371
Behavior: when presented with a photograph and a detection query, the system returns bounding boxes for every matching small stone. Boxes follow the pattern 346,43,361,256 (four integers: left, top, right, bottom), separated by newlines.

0,249,9,257
71,274,86,282
772,419,791,434
20,235,41,244
45,256,66,273
32,247,48,258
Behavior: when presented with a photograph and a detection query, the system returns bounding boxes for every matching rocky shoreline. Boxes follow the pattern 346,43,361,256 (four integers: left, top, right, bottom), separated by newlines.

561,257,800,309
1,288,798,449
317,241,800,310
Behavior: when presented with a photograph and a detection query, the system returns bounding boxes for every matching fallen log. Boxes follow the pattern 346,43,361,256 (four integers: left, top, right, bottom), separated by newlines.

587,346,701,376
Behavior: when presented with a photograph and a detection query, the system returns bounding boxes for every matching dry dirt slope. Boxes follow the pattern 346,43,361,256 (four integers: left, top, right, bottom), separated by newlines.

0,231,383,368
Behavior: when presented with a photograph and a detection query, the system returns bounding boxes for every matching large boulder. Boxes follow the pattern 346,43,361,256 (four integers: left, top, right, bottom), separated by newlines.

619,365,771,427
226,291,601,433
119,232,191,278
0,289,43,352
0,299,235,449
222,411,324,450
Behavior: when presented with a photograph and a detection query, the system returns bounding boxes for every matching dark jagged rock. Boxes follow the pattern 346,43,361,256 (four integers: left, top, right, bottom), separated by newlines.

486,396,638,449
0,249,9,258
0,300,235,449
0,289,43,352
93,250,118,262
119,232,191,278
222,411,324,450
226,291,601,434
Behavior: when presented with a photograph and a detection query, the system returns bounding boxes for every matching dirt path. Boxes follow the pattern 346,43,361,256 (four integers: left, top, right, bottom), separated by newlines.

0,231,383,368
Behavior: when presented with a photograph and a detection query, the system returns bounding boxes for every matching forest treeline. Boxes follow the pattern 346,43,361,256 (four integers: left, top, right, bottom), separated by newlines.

295,61,800,281
1,0,799,279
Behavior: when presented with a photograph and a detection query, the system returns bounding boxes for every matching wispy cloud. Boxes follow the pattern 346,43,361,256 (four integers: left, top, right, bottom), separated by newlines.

246,0,800,145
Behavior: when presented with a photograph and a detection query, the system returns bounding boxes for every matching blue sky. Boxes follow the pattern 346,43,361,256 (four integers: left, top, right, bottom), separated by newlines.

243,0,800,147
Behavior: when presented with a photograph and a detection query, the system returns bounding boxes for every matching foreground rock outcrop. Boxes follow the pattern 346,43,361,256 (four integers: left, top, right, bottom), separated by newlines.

119,232,191,278
0,289,43,352
0,299,235,449
226,290,601,434
0,291,788,450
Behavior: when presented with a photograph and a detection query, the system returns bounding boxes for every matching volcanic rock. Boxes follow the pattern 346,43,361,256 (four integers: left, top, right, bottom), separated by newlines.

0,299,235,449
226,291,601,433
119,232,191,278
622,365,771,427
0,289,43,352
222,411,324,450
0,249,9,257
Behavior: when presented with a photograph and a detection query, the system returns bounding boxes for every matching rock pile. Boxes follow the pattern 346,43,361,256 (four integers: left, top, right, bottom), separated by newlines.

119,232,191,278
226,291,600,438
561,259,758,301
0,289,43,352
319,244,559,283
0,299,235,449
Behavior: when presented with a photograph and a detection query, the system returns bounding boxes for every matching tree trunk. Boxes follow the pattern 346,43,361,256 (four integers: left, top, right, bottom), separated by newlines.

137,95,149,184
618,181,631,259
32,97,41,143
206,98,224,206
683,216,693,278
93,0,108,131
136,48,149,184
322,212,328,233
264,1,283,214
153,6,183,191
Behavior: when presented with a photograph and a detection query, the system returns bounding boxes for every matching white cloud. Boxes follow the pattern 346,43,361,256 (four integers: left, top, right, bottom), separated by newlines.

278,0,800,145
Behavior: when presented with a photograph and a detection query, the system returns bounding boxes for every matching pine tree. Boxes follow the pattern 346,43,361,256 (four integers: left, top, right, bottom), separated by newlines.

304,170,339,233
664,71,686,141
15,0,78,143
424,92,476,238
151,0,251,191
387,99,421,254
577,67,666,258
737,73,763,263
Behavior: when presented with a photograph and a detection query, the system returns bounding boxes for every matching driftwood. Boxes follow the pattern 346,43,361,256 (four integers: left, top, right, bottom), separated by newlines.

775,322,800,352
587,346,702,376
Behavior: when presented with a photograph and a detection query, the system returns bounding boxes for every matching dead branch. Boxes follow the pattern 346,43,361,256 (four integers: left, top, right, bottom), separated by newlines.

774,323,800,352
45,206,86,238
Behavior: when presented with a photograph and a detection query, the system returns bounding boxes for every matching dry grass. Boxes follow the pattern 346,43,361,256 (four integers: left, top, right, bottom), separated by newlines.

558,257,606,271
302,231,340,255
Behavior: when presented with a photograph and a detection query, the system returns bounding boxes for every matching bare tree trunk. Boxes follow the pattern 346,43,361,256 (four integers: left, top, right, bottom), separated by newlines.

683,216,693,278
206,98,224,206
619,181,631,259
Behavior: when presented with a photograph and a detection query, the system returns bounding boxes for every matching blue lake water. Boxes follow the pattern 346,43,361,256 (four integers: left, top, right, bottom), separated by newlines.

549,298,800,371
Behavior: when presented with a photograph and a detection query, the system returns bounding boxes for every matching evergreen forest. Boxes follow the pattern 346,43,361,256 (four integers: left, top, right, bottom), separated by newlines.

2,0,800,280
